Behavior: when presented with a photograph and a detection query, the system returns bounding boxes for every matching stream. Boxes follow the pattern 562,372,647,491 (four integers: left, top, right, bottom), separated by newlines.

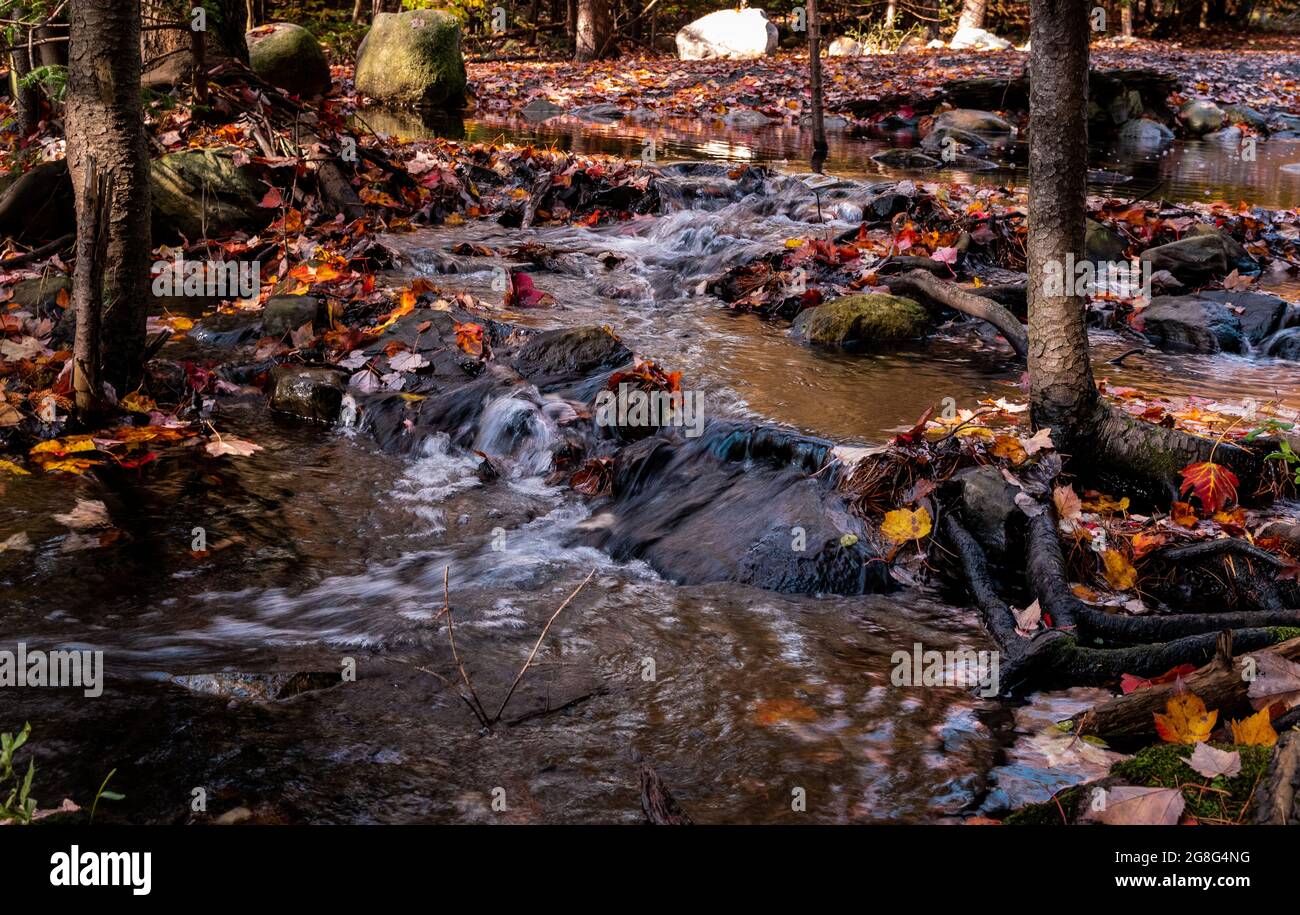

3,119,1299,824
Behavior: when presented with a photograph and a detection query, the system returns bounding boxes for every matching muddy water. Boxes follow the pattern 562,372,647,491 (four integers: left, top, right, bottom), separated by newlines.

4,132,1300,825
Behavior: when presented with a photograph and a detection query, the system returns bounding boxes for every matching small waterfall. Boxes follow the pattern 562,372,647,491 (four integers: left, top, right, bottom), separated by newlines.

473,391,558,477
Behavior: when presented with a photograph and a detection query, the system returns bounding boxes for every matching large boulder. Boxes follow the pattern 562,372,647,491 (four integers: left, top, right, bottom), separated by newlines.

1138,228,1256,286
262,295,324,337
150,148,264,240
247,22,331,98
1196,290,1288,346
1264,328,1300,361
355,10,467,108
948,27,1013,51
675,8,778,61
791,294,930,347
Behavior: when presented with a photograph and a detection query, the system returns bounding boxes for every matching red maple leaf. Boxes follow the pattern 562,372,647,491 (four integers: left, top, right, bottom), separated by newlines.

1178,460,1239,514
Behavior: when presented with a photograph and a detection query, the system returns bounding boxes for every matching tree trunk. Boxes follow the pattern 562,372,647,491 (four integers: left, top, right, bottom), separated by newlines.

67,0,153,402
1121,0,1134,35
1026,0,1096,452
957,0,988,30
8,26,40,135
141,0,248,69
575,0,611,60
351,0,365,25
808,0,827,161
885,0,896,29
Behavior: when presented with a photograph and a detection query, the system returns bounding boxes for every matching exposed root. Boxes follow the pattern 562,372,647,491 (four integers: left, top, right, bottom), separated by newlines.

882,269,1029,360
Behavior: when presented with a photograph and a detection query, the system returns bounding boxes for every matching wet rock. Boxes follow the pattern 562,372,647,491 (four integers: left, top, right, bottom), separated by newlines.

151,148,264,240
920,125,991,155
724,109,773,128
1139,295,1243,353
948,27,1012,51
1117,118,1174,147
953,466,1023,561
676,8,778,60
791,293,931,348
571,103,625,123
11,274,71,321
354,9,467,108
1106,89,1145,125
1085,218,1127,263
262,294,324,337
522,98,564,122
510,325,632,388
932,108,1014,139
170,671,341,702
1138,228,1256,285
247,22,331,98
871,149,941,169
582,422,893,595
1203,125,1243,146
827,36,863,57
1195,290,1288,346
1264,327,1300,361
188,311,263,349
1178,99,1226,136
270,365,350,422
1223,104,1268,131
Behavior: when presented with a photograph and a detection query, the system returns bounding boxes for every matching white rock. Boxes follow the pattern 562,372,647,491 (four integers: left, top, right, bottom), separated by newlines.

676,8,778,61
949,26,1013,51
827,36,863,57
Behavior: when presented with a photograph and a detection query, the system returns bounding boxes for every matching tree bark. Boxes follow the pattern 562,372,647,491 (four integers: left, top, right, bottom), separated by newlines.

67,0,153,401
575,0,611,60
142,0,248,68
957,0,988,30
1026,0,1096,452
885,0,897,29
808,0,828,160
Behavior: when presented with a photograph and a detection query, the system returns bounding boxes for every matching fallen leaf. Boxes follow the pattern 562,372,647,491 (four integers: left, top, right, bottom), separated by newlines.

53,499,110,530
881,506,932,543
1229,707,1278,747
1154,691,1218,745
1102,548,1138,590
1179,461,1239,514
1246,651,1300,712
1014,599,1041,638
205,436,263,458
1053,484,1083,521
1187,742,1241,778
1091,786,1186,825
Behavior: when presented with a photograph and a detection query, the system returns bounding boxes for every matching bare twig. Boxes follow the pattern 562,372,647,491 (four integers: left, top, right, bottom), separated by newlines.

442,566,490,727
492,567,597,723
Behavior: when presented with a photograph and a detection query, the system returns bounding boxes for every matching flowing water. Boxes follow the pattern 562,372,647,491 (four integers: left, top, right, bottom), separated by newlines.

3,122,1299,824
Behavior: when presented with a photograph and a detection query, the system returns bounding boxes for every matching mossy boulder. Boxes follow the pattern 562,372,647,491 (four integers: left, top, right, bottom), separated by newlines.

247,22,331,98
150,148,264,241
1085,218,1127,263
791,294,931,348
1178,99,1226,135
354,10,467,109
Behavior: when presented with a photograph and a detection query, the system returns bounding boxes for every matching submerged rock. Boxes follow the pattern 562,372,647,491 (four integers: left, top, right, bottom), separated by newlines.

871,149,942,169
1264,327,1300,361
1140,295,1243,353
188,311,263,349
676,8,778,60
247,22,331,98
510,325,632,389
1117,118,1174,147
355,9,467,108
791,294,931,347
269,365,350,422
581,422,894,595
1178,99,1226,135
171,671,341,702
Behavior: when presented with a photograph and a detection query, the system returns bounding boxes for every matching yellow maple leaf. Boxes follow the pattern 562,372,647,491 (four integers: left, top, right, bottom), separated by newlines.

881,507,932,543
1229,707,1277,747
0,459,30,476
1154,692,1218,745
1101,548,1138,590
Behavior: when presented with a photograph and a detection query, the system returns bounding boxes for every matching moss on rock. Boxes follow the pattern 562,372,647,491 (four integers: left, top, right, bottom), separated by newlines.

792,293,931,348
150,147,264,240
354,10,467,109
247,22,331,98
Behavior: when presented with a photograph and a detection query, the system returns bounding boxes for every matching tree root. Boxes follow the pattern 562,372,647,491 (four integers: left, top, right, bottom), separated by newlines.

945,503,1296,695
882,269,1029,359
